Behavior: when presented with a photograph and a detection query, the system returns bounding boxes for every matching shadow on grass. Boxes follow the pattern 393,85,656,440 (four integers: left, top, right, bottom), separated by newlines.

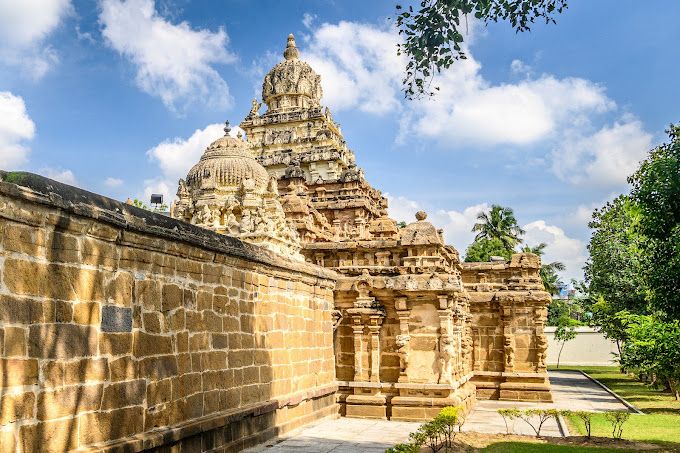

640,406,680,416
479,441,639,453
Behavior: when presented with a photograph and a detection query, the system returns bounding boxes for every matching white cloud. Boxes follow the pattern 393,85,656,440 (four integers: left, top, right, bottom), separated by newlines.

552,119,652,187
302,13,316,29
410,66,614,147
40,167,77,185
99,0,235,112
431,203,490,250
303,21,614,146
147,123,224,182
388,193,586,281
304,21,404,114
510,59,532,76
0,0,71,79
523,220,587,282
142,177,172,206
104,176,124,187
0,92,36,169
301,20,651,188
145,123,244,203
386,193,489,254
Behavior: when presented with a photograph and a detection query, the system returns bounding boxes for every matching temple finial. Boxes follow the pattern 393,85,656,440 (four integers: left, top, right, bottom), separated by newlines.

224,120,231,136
283,33,299,60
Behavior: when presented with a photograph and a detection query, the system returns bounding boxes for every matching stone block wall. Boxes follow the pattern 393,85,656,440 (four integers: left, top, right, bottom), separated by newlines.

0,173,337,452
461,257,552,402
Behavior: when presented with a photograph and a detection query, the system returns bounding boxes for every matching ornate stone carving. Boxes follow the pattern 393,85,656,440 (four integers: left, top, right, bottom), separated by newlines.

438,335,455,384
171,122,302,259
504,334,515,371
262,34,322,112
395,334,410,378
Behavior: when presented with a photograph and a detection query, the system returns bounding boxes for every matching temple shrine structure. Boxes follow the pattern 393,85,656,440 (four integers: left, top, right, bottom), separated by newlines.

171,34,553,420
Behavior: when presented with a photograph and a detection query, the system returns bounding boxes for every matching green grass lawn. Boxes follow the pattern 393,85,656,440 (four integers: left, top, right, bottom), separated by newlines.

549,365,680,450
481,442,636,453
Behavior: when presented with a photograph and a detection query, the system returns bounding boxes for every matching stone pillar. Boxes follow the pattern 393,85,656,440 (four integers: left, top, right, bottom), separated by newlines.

395,296,410,382
368,314,384,383
437,295,453,385
351,317,366,381
450,300,464,379
376,251,391,266
472,327,482,372
314,252,325,267
502,304,515,372
534,305,548,373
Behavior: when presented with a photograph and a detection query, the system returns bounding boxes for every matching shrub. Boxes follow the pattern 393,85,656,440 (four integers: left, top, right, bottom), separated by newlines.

435,405,465,447
518,409,559,437
408,429,426,449
497,408,521,434
566,410,594,438
417,419,446,452
385,443,420,453
604,411,631,439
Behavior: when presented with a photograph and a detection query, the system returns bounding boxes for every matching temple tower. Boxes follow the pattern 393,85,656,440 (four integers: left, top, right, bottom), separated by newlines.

240,34,386,242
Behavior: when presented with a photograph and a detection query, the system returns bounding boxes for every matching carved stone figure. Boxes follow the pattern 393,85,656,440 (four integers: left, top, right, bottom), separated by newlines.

249,99,261,118
504,334,515,370
395,334,410,376
438,336,455,384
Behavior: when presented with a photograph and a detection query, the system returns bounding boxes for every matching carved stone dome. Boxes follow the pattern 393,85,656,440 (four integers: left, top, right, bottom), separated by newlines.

262,34,322,111
401,211,443,246
185,125,270,192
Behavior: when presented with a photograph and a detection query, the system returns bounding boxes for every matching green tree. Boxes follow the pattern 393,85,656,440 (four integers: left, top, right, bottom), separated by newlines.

554,317,579,369
471,204,525,252
521,243,565,295
584,195,647,344
395,0,568,98
619,314,680,400
463,237,511,262
132,198,148,209
629,124,680,320
131,198,168,213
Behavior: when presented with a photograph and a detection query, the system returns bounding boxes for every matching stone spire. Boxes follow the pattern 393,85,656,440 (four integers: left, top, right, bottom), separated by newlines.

171,120,302,260
261,33,322,111
283,33,299,60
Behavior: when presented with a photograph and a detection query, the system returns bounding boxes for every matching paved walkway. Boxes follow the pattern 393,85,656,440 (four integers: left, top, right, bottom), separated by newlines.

243,417,422,453
549,370,629,412
244,370,629,452
464,370,628,436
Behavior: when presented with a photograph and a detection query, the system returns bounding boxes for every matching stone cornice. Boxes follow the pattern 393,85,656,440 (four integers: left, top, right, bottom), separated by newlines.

0,171,337,283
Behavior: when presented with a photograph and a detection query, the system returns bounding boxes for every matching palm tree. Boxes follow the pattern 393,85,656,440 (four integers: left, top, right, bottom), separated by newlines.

472,205,525,252
540,263,566,295
522,243,566,295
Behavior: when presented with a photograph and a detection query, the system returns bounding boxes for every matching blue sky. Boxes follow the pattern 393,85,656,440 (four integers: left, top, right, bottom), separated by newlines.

1,0,678,282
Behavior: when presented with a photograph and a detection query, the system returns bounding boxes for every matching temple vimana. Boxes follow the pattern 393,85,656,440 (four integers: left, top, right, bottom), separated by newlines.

0,35,550,452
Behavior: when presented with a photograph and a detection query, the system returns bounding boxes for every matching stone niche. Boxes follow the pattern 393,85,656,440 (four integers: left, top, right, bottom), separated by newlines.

0,172,338,453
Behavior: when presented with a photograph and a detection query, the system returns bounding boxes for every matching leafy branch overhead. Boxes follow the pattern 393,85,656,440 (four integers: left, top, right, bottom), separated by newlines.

395,0,568,98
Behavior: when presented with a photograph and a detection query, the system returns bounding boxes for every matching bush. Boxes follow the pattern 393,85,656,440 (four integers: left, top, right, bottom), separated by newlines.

418,419,446,452
435,406,465,447
497,408,521,434
518,409,559,437
408,429,426,449
604,411,631,439
565,410,594,438
385,443,420,453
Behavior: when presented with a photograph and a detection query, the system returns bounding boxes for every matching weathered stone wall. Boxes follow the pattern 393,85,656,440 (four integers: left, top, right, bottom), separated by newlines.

461,257,551,402
0,173,337,452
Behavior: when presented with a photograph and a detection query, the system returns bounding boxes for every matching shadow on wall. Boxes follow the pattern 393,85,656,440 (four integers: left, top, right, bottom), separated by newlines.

0,177,336,452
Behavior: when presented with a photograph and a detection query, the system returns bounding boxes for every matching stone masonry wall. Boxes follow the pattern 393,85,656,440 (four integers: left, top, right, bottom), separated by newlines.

461,258,551,402
0,173,338,452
